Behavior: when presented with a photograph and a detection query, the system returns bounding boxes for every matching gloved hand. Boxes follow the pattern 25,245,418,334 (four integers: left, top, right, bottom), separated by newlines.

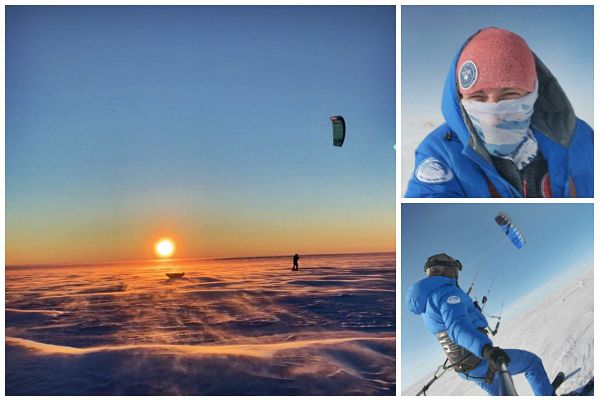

482,345,511,371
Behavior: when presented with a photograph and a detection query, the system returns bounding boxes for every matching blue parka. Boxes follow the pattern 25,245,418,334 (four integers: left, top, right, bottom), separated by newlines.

407,276,492,358
405,37,594,198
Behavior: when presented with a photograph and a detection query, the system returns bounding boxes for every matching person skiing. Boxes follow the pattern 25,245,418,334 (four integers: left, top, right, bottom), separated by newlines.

406,253,562,395
405,27,593,198
291,253,300,271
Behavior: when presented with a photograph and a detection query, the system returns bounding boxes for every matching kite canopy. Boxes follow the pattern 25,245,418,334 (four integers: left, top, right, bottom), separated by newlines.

494,211,526,249
330,115,346,147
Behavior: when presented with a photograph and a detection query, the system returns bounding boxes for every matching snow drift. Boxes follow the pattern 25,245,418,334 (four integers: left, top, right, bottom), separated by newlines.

6,253,395,395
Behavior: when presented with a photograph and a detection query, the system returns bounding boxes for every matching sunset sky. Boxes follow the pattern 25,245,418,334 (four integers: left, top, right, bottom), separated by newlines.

5,6,395,265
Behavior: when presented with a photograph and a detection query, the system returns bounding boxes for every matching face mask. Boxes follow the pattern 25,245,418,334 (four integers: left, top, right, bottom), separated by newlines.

461,84,539,170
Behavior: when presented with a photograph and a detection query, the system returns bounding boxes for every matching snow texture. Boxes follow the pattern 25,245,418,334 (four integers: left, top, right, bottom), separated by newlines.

5,253,395,395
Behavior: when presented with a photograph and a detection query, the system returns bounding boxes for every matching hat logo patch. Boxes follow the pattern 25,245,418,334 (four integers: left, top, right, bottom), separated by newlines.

459,60,478,90
416,157,454,184
447,296,461,305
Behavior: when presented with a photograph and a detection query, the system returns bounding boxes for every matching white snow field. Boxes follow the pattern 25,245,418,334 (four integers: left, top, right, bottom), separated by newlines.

403,268,593,396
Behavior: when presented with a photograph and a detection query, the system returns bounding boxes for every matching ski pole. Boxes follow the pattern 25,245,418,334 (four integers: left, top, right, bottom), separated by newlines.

497,357,518,396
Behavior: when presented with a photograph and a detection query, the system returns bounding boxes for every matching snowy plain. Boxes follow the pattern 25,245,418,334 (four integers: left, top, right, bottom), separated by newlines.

6,253,395,395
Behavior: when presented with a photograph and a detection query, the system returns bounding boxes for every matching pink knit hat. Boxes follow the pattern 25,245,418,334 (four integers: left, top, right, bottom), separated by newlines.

456,27,536,95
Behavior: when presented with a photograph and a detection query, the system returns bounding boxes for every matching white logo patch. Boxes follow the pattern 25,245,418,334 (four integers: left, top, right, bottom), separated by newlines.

416,157,454,184
447,296,461,305
459,60,478,90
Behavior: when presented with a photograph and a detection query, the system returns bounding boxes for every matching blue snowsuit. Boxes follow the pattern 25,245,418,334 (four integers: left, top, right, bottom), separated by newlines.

407,276,554,395
404,37,594,198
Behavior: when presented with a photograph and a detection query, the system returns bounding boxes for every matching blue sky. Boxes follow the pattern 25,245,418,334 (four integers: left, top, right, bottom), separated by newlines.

5,6,395,264
400,5,594,192
401,203,593,389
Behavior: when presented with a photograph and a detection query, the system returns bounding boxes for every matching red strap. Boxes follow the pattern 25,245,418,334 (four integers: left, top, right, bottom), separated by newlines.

569,177,577,197
541,174,552,198
487,175,575,198
486,177,502,198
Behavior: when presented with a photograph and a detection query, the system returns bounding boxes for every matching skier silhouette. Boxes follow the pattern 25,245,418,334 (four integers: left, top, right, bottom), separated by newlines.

291,254,300,271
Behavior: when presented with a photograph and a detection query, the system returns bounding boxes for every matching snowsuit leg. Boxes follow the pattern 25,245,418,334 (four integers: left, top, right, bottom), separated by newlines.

459,349,553,396
458,363,500,396
503,349,553,396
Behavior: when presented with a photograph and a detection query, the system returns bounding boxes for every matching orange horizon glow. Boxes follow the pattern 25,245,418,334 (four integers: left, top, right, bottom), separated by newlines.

5,211,395,266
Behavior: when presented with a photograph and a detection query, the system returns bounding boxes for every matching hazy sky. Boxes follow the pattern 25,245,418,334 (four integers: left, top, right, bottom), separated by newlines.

6,6,396,265
401,5,594,193
401,203,593,388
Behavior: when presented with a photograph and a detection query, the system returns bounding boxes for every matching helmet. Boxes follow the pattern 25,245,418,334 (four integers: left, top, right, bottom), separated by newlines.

424,253,462,278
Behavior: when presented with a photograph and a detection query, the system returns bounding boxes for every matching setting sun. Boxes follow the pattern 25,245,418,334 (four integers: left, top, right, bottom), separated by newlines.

155,239,175,258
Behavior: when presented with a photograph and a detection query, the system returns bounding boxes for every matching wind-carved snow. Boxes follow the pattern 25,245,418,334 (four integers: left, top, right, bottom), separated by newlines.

403,268,593,396
6,253,395,395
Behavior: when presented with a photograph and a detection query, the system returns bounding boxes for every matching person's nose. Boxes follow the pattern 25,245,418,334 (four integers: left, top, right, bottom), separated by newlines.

486,94,501,103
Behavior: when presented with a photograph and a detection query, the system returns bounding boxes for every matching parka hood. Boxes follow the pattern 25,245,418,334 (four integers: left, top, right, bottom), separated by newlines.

406,276,456,315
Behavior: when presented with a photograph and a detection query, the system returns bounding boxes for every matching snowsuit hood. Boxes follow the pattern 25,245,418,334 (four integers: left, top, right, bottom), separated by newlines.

407,276,456,315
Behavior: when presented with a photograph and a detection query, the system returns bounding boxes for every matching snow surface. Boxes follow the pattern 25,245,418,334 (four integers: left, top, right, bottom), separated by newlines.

400,122,435,195
6,253,395,395
402,268,593,396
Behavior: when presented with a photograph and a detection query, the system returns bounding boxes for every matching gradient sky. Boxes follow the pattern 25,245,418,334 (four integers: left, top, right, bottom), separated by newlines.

401,203,593,389
6,6,396,265
400,5,594,192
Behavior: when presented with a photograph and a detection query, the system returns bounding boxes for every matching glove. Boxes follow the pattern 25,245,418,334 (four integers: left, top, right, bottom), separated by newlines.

483,345,511,371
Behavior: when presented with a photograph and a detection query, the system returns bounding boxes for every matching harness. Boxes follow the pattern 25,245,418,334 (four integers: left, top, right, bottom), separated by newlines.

418,327,493,396
436,331,482,373
416,356,494,396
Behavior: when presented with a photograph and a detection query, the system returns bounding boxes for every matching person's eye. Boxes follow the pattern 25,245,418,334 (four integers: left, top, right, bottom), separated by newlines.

503,92,521,99
470,96,486,102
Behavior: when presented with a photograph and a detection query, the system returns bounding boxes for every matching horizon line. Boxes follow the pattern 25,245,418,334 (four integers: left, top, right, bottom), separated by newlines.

5,250,396,269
